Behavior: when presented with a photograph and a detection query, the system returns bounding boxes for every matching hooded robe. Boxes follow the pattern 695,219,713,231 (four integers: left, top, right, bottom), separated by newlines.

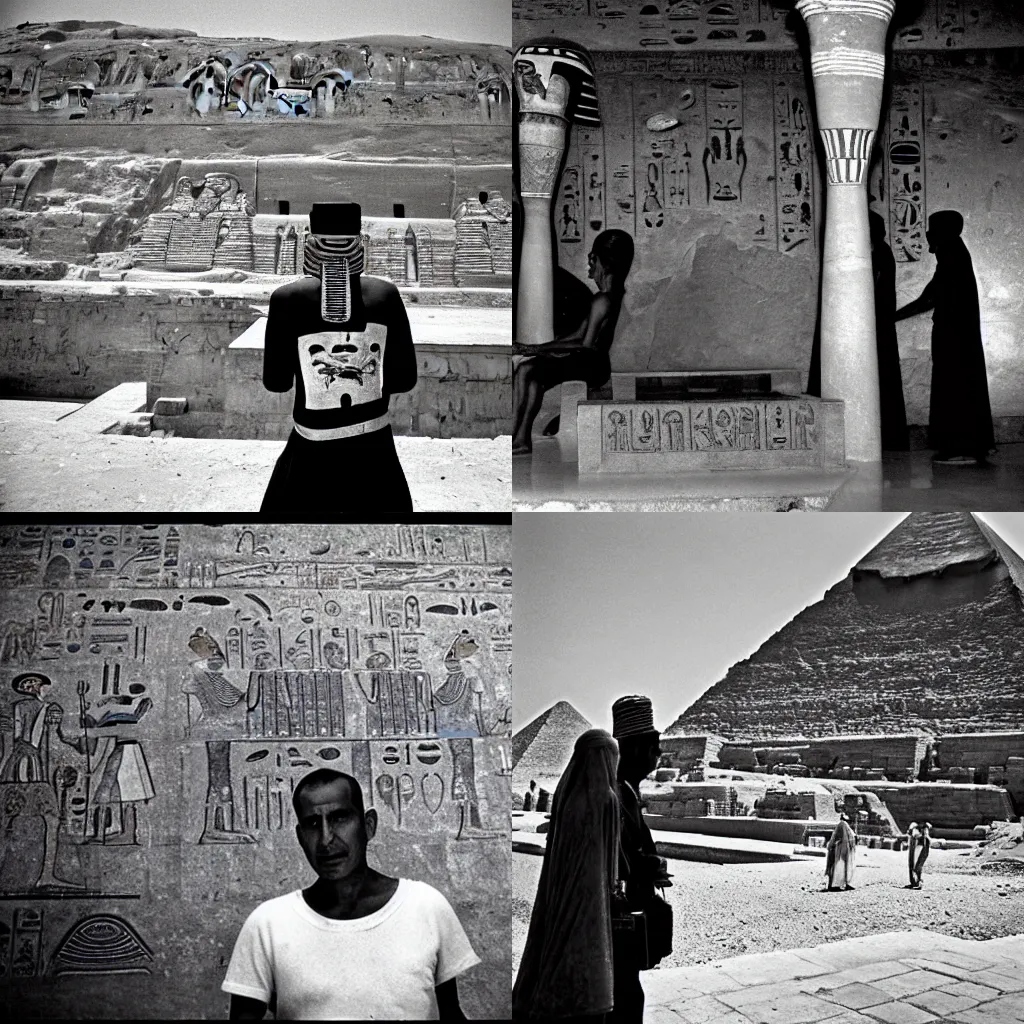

922,236,995,456
513,729,620,1020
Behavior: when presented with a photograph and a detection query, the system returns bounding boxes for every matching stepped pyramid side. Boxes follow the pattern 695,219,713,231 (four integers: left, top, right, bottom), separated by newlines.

669,513,1024,741
512,700,592,784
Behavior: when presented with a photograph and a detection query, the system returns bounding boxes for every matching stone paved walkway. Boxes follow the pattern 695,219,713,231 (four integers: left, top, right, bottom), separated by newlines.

646,930,1024,1024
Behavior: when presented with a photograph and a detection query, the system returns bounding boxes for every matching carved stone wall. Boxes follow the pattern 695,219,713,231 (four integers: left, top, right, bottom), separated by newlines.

0,25,511,125
0,524,511,1019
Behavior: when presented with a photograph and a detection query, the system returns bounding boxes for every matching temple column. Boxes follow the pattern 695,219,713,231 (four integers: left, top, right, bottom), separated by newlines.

514,42,600,348
795,0,895,463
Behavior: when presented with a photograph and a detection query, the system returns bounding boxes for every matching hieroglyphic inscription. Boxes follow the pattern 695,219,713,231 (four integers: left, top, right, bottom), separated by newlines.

556,63,817,263
772,79,814,252
603,400,818,454
703,79,745,203
887,82,925,262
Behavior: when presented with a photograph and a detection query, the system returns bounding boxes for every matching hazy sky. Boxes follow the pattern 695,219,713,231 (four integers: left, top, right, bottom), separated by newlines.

1,0,510,46
513,513,1024,734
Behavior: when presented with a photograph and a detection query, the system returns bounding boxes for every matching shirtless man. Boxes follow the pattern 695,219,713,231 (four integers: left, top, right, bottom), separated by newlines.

512,229,634,455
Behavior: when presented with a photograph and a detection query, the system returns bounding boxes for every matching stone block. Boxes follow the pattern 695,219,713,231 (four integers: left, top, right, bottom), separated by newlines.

154,397,188,416
578,397,845,474
558,380,587,463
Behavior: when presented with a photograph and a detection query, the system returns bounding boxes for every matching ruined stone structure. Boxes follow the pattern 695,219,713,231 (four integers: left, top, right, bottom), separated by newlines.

513,0,1024,444
0,23,510,124
669,513,1024,738
0,524,511,1018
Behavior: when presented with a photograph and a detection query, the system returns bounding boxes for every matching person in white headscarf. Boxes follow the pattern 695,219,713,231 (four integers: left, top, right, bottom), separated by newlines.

908,822,931,889
513,729,620,1023
826,813,857,891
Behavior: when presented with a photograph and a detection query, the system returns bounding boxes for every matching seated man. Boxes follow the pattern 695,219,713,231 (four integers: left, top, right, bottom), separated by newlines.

222,768,480,1020
512,229,634,455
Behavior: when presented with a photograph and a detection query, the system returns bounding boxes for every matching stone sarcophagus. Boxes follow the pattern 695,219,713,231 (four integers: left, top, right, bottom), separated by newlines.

577,396,845,473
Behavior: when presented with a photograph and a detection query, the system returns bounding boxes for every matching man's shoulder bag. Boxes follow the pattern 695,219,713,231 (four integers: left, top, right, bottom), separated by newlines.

611,853,673,971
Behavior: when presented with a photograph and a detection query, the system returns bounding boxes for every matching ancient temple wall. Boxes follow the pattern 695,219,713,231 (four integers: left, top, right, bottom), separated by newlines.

0,285,510,438
554,52,821,378
516,0,1024,437
0,524,511,1019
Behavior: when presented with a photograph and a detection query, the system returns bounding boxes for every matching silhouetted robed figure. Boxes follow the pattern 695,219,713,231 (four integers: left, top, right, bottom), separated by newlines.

895,210,995,464
869,212,909,451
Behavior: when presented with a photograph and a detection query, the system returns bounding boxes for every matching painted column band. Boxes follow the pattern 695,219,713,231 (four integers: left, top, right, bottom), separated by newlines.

796,0,895,19
820,128,876,185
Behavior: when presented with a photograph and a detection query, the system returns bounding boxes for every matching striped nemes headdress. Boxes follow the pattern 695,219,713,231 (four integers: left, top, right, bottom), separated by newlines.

303,202,367,324
514,40,600,126
611,694,659,740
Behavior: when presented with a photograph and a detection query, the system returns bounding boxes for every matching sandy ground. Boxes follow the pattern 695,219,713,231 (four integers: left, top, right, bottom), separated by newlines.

0,424,511,511
512,846,1024,977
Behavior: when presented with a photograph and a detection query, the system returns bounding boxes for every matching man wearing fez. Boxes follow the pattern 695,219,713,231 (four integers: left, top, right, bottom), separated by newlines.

260,202,418,511
895,210,995,465
611,695,672,1024
223,768,480,1020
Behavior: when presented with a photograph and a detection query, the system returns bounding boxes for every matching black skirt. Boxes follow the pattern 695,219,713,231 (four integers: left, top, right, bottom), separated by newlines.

260,425,413,512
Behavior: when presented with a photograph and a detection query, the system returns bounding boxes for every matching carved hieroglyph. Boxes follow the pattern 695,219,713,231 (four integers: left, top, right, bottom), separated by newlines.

796,0,895,463
602,400,819,454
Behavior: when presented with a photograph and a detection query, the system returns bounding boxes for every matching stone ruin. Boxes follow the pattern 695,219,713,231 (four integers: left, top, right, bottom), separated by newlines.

0,22,511,124
0,157,513,288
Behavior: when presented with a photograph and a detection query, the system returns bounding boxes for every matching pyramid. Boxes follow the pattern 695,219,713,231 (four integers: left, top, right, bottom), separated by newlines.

668,513,1024,740
512,700,592,787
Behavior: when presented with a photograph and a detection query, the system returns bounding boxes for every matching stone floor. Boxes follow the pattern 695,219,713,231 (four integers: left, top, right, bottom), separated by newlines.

514,437,1024,511
0,398,510,511
645,930,1024,1024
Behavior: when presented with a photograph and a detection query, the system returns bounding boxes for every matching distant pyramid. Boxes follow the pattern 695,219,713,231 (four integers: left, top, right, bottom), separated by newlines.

668,513,1024,740
512,700,592,785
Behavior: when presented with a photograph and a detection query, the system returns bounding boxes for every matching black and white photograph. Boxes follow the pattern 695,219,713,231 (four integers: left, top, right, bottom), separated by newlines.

0,0,511,512
0,519,511,1019
513,511,1024,1024
512,0,1024,511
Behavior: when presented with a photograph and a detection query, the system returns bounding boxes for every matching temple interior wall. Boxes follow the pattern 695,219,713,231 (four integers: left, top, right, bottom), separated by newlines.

516,1,1024,436
0,524,511,1018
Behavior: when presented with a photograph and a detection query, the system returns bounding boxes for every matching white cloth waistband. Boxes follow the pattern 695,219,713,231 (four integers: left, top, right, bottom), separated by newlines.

294,413,390,441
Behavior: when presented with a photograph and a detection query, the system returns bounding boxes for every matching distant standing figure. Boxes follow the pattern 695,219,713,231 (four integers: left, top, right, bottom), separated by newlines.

869,212,909,451
512,230,635,455
826,814,857,891
513,730,620,1022
908,821,931,889
895,210,995,464
522,779,537,812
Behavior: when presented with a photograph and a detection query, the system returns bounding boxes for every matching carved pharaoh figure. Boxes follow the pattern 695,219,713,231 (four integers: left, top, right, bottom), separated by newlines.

260,202,418,512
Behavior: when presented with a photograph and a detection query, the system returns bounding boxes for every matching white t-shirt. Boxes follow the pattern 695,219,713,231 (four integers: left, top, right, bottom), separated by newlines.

222,879,481,1020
